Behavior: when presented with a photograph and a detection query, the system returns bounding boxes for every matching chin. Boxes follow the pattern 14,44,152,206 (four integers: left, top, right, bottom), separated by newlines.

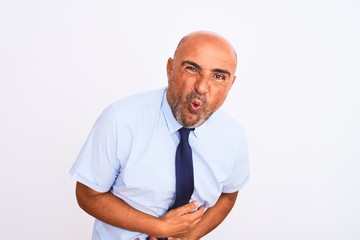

181,117,206,128
177,109,209,128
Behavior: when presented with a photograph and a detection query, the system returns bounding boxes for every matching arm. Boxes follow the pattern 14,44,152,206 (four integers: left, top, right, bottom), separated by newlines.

75,182,204,238
170,191,239,240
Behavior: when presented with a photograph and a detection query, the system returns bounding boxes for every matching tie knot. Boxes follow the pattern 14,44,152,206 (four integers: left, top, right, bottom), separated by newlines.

179,127,192,142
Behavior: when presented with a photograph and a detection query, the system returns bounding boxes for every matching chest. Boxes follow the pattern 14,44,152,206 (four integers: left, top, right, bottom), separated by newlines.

116,126,236,209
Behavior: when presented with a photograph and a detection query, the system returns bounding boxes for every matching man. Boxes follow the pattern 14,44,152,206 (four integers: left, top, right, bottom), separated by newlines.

70,31,249,240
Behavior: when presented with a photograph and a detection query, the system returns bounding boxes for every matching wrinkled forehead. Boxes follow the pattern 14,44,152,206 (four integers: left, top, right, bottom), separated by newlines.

175,35,237,72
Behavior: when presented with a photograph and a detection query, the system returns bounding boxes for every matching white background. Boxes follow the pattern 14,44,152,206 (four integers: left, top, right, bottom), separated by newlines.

1,0,359,239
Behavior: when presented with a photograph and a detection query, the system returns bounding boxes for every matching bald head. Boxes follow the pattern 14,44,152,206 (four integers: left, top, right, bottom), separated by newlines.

173,31,237,70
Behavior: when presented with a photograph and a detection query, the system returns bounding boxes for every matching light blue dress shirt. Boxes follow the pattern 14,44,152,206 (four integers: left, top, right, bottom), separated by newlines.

70,88,249,240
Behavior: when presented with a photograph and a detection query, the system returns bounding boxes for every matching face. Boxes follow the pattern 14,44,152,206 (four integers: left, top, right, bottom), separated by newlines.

166,33,237,128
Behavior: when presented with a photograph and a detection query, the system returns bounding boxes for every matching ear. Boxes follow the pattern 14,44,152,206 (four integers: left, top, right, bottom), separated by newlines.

166,58,174,81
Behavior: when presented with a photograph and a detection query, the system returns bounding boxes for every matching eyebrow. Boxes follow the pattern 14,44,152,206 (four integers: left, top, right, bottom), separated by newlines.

181,60,231,77
181,60,202,70
213,68,231,77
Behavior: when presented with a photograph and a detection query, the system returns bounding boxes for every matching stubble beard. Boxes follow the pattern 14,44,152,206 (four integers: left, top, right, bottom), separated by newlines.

168,89,212,128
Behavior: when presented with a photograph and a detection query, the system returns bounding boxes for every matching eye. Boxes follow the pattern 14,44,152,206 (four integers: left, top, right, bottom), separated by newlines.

213,74,225,80
185,66,198,73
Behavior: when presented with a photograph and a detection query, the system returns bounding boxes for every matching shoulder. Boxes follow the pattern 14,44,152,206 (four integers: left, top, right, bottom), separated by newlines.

98,88,166,134
107,88,166,119
110,88,165,111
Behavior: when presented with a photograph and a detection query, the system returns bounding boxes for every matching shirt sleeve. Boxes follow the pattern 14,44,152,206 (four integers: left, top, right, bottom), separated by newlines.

222,131,250,193
69,106,120,193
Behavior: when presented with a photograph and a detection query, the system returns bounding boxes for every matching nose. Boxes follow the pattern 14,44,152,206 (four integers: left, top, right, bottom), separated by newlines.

194,74,209,95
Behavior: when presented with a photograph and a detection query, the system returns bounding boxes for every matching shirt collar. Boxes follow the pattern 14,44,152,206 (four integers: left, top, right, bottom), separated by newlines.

161,88,208,139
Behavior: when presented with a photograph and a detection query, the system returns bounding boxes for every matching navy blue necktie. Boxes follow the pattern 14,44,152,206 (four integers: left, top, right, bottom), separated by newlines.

147,128,194,240
170,127,194,210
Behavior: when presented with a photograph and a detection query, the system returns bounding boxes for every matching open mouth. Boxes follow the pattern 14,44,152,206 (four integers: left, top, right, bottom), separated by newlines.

190,99,202,111
186,92,207,114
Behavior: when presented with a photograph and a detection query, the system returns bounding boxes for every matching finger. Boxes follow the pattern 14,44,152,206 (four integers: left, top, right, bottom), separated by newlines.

150,237,157,240
197,205,205,213
183,205,204,227
175,201,200,215
191,201,200,209
189,205,205,219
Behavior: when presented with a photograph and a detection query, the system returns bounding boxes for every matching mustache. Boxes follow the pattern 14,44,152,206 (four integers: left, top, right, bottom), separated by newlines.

186,92,208,106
